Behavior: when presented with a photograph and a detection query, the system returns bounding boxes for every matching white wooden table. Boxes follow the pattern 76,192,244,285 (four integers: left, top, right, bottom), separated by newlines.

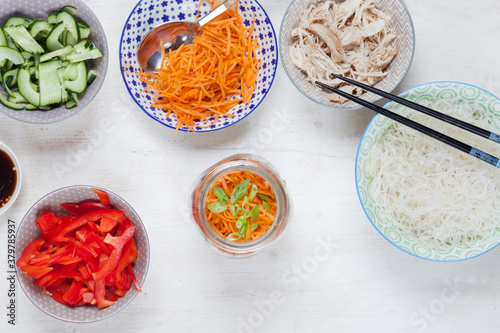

1,0,499,332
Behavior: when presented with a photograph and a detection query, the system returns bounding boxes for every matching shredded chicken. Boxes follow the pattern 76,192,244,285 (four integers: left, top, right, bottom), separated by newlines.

289,0,399,103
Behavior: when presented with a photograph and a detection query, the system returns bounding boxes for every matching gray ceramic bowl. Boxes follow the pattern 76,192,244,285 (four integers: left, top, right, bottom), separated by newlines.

0,0,108,123
280,0,415,110
16,186,150,322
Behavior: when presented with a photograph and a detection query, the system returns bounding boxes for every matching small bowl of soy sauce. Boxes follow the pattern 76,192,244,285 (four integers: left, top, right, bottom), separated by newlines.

0,142,21,215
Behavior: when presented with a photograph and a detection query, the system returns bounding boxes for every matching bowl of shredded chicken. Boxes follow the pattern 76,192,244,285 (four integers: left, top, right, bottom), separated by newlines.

280,0,415,109
356,82,500,261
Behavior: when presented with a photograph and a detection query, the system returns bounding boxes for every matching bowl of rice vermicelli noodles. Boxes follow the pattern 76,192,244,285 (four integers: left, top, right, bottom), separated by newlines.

356,81,500,261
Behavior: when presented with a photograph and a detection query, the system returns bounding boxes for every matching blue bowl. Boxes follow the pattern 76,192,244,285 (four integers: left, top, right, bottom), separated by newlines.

119,0,278,132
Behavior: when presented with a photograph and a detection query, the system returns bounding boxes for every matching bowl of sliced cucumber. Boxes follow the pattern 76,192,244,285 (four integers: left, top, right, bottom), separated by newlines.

0,0,108,124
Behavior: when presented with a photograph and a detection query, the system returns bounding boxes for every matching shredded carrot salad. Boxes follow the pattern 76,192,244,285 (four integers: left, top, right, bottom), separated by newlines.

205,170,277,242
137,0,261,133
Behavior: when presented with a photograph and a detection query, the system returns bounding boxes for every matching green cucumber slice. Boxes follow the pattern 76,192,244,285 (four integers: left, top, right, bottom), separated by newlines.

0,29,7,67
17,68,40,106
87,69,97,84
4,17,28,28
65,100,77,109
46,22,66,51
47,11,59,25
0,87,24,110
64,63,78,80
61,6,78,17
0,46,25,66
29,21,53,38
4,25,45,53
78,22,91,39
0,28,7,46
66,48,103,63
65,61,87,94
25,103,39,110
40,44,74,62
4,68,19,87
8,90,27,104
39,60,62,106
56,12,79,43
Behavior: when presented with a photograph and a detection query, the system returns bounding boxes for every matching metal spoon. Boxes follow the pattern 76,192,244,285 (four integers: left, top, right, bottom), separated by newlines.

137,0,239,73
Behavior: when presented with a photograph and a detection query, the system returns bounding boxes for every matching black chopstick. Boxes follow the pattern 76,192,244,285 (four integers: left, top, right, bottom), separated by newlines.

315,81,500,169
330,73,500,144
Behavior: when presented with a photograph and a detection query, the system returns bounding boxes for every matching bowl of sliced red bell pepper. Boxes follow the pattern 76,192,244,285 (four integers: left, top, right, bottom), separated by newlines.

15,185,150,322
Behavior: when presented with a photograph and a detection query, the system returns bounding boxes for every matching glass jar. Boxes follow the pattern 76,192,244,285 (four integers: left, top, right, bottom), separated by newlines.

189,154,292,258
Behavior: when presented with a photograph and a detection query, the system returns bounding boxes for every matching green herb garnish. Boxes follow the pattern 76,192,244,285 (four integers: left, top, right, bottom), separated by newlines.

236,216,247,236
249,205,260,231
249,184,258,199
227,232,243,241
262,201,271,213
230,179,250,204
207,201,227,213
249,205,260,222
209,177,273,242
228,204,237,217
213,186,229,205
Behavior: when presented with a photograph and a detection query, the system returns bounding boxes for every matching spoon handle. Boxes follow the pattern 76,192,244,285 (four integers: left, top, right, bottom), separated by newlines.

198,0,240,27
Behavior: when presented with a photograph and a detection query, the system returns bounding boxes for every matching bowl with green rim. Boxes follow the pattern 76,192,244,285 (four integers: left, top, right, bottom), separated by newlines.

356,81,500,261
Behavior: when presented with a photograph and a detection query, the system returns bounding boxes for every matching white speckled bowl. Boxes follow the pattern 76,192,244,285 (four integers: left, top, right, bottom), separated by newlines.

16,186,150,322
0,0,108,124
280,0,415,110
120,0,278,132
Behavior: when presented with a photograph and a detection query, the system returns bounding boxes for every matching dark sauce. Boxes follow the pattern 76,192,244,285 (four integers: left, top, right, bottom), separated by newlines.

0,149,16,208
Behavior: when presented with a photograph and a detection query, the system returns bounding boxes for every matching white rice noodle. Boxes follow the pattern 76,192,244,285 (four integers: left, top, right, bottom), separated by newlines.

366,97,500,251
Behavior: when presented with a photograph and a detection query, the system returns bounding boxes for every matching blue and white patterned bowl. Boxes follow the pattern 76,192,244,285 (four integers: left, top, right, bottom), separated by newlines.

356,82,500,261
120,0,278,132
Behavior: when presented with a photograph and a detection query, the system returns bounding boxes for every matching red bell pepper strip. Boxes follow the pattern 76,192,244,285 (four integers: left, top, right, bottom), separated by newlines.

75,226,91,242
34,264,81,287
92,188,110,206
114,288,127,297
52,209,124,242
20,265,53,279
127,264,142,292
103,225,136,248
87,221,99,232
78,264,92,281
84,232,112,256
116,268,132,291
35,213,65,238
87,280,96,292
82,292,95,304
62,280,84,306
91,225,135,281
35,246,82,266
116,217,132,237
60,202,110,217
46,283,71,306
113,238,137,282
95,279,114,309
17,237,46,267
28,253,51,266
99,216,119,233
105,287,119,302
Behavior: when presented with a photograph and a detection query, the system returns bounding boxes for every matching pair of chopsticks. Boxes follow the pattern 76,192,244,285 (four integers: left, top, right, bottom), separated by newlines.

316,74,500,169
